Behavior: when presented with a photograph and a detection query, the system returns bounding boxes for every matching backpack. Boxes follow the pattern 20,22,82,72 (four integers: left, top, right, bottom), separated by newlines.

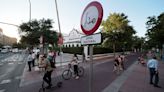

48,56,56,68
50,60,55,68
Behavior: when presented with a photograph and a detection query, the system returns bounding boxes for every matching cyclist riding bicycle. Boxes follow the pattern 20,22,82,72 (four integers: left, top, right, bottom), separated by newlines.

70,54,79,79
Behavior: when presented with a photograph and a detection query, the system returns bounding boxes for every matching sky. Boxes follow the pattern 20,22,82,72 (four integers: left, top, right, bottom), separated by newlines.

0,0,164,42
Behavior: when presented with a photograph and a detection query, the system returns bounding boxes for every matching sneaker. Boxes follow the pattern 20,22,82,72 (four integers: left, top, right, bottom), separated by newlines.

73,75,76,78
75,76,79,79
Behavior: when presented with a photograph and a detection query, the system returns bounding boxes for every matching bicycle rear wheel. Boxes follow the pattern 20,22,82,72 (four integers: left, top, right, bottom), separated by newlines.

78,67,84,77
62,70,72,80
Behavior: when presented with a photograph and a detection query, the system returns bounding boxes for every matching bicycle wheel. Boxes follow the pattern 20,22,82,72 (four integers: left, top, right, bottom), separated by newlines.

78,67,84,77
62,70,72,80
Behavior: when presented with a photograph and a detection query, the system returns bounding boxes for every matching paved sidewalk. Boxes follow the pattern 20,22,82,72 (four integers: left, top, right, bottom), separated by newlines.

119,60,164,92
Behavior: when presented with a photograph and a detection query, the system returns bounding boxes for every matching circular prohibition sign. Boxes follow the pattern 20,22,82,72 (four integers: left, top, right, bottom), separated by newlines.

81,1,103,35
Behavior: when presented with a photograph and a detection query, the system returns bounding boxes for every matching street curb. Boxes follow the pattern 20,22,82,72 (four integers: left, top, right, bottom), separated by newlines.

19,62,28,87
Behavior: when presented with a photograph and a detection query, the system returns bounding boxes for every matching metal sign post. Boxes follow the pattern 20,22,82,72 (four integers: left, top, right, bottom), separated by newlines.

80,1,103,92
89,45,93,92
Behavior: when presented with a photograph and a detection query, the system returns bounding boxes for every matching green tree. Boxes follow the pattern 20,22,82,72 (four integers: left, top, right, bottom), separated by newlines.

101,13,136,52
131,36,145,51
146,12,164,49
19,19,58,48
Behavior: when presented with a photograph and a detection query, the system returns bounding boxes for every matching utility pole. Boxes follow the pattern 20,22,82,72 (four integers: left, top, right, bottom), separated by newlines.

28,0,31,22
55,0,63,66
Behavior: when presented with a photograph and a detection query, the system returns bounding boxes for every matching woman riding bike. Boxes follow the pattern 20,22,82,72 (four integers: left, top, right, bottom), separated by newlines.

70,54,79,79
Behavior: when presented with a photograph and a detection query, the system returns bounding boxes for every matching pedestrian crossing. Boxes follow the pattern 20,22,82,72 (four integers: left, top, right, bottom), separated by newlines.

0,53,27,92
1,54,26,62
0,61,24,66
0,76,22,92
0,79,11,85
0,54,27,66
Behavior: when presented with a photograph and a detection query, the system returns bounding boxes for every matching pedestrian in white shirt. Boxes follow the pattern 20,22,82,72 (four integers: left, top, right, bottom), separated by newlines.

27,52,33,71
32,52,36,67
147,56,161,88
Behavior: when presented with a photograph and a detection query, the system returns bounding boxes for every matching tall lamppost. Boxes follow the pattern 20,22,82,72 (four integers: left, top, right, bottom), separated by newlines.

54,0,63,66
28,0,31,22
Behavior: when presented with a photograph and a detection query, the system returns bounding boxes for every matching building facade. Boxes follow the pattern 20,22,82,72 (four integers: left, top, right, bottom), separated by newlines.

63,28,85,47
62,28,89,60
0,28,17,46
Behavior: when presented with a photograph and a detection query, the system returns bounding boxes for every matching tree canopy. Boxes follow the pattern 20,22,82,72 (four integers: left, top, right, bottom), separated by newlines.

101,13,136,51
19,19,58,47
146,12,164,49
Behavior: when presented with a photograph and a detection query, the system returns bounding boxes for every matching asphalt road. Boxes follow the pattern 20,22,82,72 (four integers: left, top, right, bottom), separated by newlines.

0,52,27,92
19,53,140,92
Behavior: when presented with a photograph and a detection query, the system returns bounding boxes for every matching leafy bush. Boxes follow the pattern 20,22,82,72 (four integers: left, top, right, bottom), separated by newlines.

62,47,113,55
62,47,83,54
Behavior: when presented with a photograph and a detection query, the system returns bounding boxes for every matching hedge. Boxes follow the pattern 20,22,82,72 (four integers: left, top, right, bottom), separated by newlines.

62,47,113,55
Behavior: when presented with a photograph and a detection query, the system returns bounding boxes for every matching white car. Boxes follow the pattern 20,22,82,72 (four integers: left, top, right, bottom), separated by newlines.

1,49,8,53
12,48,19,53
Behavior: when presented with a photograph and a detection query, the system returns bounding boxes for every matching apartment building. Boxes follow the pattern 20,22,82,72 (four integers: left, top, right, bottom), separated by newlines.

0,28,17,45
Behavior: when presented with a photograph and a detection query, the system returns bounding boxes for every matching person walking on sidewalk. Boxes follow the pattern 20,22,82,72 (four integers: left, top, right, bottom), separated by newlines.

27,52,33,71
32,52,36,67
147,56,161,88
42,55,54,89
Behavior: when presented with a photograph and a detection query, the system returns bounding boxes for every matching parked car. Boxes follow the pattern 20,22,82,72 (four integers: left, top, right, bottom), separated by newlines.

12,48,19,53
1,49,9,53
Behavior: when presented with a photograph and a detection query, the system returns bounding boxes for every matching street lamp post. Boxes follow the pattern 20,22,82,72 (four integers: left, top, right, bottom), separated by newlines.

54,0,63,66
28,0,31,22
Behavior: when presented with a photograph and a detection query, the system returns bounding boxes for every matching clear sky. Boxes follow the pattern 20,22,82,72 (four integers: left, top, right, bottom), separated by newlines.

0,0,164,42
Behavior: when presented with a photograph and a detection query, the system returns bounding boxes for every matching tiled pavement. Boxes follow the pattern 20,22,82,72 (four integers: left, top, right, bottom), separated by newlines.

119,60,164,92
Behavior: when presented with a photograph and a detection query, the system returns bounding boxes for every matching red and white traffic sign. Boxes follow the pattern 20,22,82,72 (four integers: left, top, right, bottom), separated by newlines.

58,36,63,46
81,1,103,35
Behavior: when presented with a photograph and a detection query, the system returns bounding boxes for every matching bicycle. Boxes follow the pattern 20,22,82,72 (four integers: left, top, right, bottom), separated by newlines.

62,63,84,80
39,71,62,92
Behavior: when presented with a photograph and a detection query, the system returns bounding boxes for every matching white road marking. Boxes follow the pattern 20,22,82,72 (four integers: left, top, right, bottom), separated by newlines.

0,63,3,66
15,76,22,80
18,62,23,64
0,89,5,92
8,62,14,65
0,79,11,84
